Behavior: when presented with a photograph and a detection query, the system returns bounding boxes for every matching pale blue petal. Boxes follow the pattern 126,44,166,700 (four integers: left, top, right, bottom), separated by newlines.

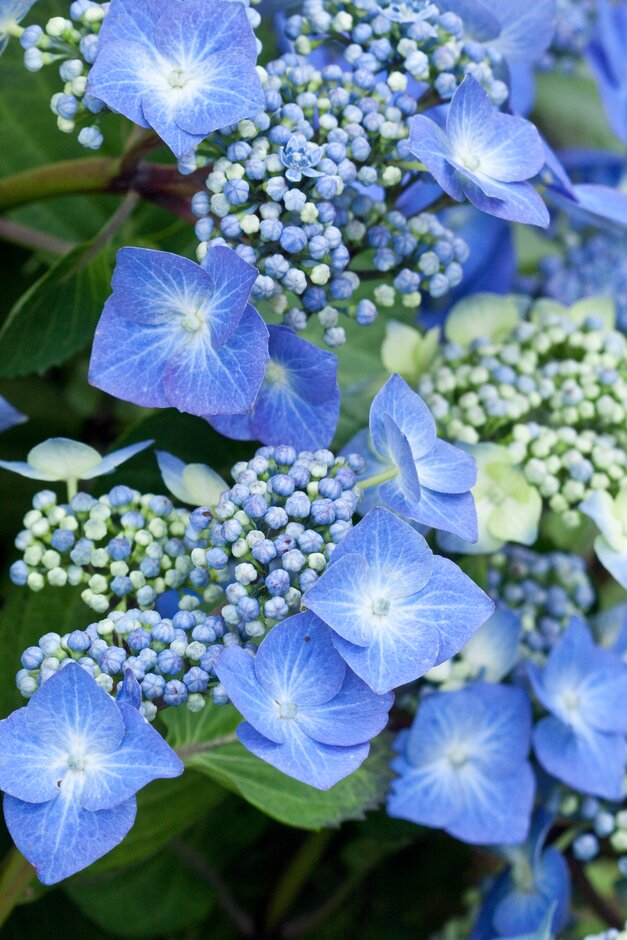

493,847,569,936
166,305,268,416
387,757,463,828
594,536,627,590
448,762,535,844
369,374,437,460
81,439,153,479
86,39,153,128
533,717,626,800
97,0,162,47
173,52,264,138
237,721,370,790
88,298,172,409
424,557,494,665
209,412,255,442
296,670,393,746
4,791,137,885
213,646,287,744
200,245,258,343
80,704,183,812
467,684,532,775
155,451,187,502
578,670,627,734
411,486,478,541
0,709,64,803
154,0,258,61
447,76,495,155
404,688,487,767
0,460,56,481
0,396,26,432
408,115,465,202
462,607,521,682
304,553,377,647
415,438,477,494
461,175,550,227
340,428,390,516
435,0,500,41
25,662,124,756
478,113,545,182
251,377,340,449
490,0,556,65
253,612,346,706
141,93,205,159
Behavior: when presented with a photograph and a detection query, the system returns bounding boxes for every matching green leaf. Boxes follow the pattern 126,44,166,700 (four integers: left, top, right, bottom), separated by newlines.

0,244,113,378
163,704,393,830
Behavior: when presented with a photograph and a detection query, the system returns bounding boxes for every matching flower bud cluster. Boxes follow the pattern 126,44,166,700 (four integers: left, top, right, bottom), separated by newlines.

546,786,627,880
9,486,201,614
189,445,364,638
487,545,595,656
540,0,597,71
191,52,467,344
15,606,240,721
418,306,627,526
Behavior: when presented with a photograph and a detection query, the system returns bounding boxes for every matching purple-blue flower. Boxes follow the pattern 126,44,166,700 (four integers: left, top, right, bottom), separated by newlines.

0,662,183,884
87,0,264,157
408,76,549,227
387,683,535,844
89,246,269,417
279,133,324,183
352,373,478,540
214,611,393,789
209,325,340,449
586,0,627,146
304,507,494,693
528,619,627,800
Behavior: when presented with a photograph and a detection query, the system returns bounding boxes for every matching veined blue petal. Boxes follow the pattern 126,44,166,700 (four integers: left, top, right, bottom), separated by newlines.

86,39,153,128
214,646,287,744
448,762,535,844
369,375,436,459
296,670,393,747
461,175,550,227
408,115,466,202
200,245,258,343
411,486,478,541
172,52,264,138
415,438,477,494
533,717,626,800
154,0,258,62
0,709,65,803
489,0,556,65
422,556,494,665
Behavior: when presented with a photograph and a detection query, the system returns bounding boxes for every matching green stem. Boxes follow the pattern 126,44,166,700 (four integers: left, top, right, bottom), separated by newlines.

0,157,122,211
0,847,35,928
175,732,239,761
265,830,334,935
66,479,78,501
0,218,74,255
357,467,398,490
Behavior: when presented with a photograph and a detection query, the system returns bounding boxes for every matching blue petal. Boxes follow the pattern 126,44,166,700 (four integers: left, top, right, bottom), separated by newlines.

490,0,556,65
0,709,63,803
199,245,258,344
86,39,153,128
378,418,422,518
370,374,437,460
434,0,500,41
462,606,521,682
154,0,257,61
595,537,627,590
0,396,26,433
166,305,268,416
81,439,153,479
533,717,626,800
97,0,162,47
461,175,550,228
209,412,255,442
0,460,56,481
493,848,570,936
421,557,495,665
89,298,172,409
304,553,378,647
25,662,124,756
172,52,264,139
447,76,496,156
415,438,477,494
466,684,532,774
115,670,142,711
4,791,137,885
476,112,545,182
387,756,463,829
237,722,370,790
214,646,287,744
408,115,465,202
141,93,205,159
254,612,347,707
81,703,183,812
296,669,393,746
411,486,478,541
447,761,535,845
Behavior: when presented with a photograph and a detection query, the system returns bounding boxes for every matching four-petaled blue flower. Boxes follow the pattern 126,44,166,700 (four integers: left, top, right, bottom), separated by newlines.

279,133,324,183
214,610,394,790
0,0,36,55
348,373,478,540
89,246,269,417
387,682,535,844
408,76,550,227
87,0,264,158
376,0,438,24
209,325,340,449
0,662,183,884
0,395,26,432
527,618,627,800
304,507,494,693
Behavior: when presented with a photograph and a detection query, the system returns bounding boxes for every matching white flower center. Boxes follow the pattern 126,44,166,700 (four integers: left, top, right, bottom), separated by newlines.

561,689,581,714
266,361,288,386
462,153,481,171
279,701,298,720
372,596,391,616
447,744,470,768
67,753,87,772
181,309,205,333
167,68,190,90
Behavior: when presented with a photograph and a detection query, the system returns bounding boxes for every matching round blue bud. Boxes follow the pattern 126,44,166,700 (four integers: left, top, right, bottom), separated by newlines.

163,679,188,706
20,24,43,49
10,561,29,586
190,507,212,532
280,226,308,254
67,630,92,653
50,529,76,552
243,494,267,519
99,647,128,676
142,673,166,700
183,666,210,693
127,628,152,652
158,649,183,676
21,646,44,669
264,596,289,620
285,492,311,519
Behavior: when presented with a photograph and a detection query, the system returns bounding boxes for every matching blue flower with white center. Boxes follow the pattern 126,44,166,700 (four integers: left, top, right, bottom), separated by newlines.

0,437,152,496
87,0,264,158
471,811,569,939
351,374,478,541
89,246,269,417
0,662,183,884
408,77,549,227
527,619,627,800
304,507,494,693
209,326,340,450
214,611,393,790
279,133,324,183
0,395,26,432
579,489,627,590
0,0,35,54
387,682,535,844
586,0,627,146
156,450,227,508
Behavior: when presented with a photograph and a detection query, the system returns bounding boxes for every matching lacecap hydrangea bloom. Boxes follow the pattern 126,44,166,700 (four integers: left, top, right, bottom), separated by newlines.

408,76,550,227
215,611,393,789
87,0,264,157
0,663,182,884
304,507,494,693
89,246,269,417
387,682,535,844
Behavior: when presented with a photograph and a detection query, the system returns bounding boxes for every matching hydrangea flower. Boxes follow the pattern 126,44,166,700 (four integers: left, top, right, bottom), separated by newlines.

0,662,183,884
0,437,152,494
387,682,535,844
279,133,324,183
586,0,627,146
209,326,340,450
214,611,393,789
87,0,264,158
579,489,627,589
89,246,269,417
437,0,557,67
408,77,549,227
0,395,26,432
471,812,570,939
349,374,478,540
0,0,36,54
156,450,227,507
438,443,542,555
304,507,494,693
376,0,438,23
527,619,627,800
